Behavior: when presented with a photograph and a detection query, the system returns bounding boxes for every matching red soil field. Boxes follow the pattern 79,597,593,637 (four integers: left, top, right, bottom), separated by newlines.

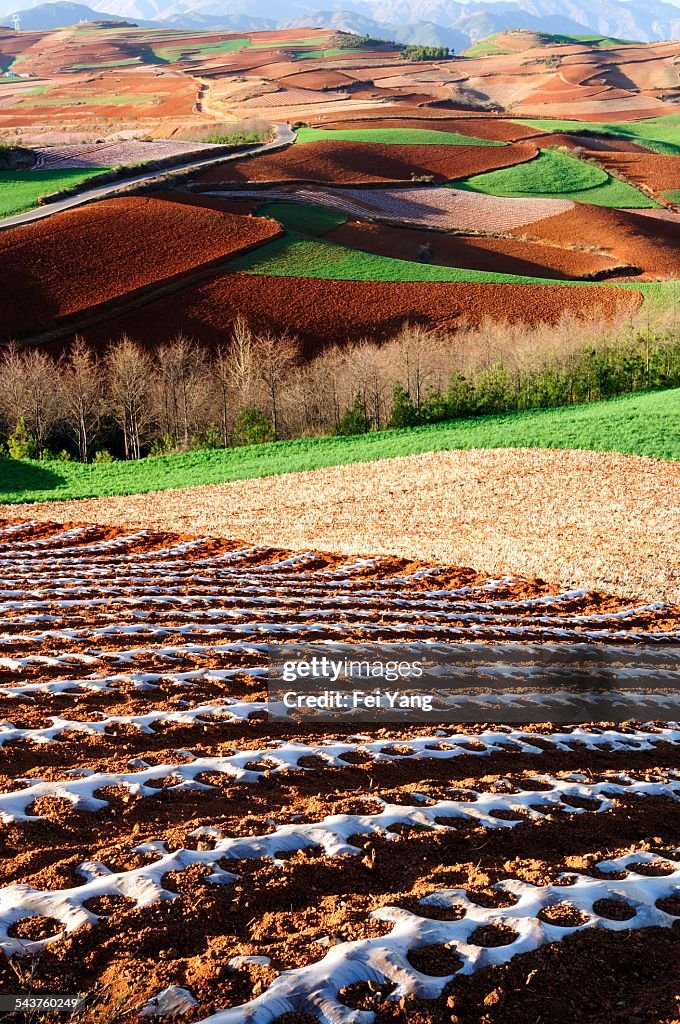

595,152,680,193
79,273,641,353
0,522,676,1023
527,205,680,279
277,70,356,90
197,140,537,185
0,70,198,127
0,194,281,341
326,221,623,281
315,116,544,142
533,132,647,153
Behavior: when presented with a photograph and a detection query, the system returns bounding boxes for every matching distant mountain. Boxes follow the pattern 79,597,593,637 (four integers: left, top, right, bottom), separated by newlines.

3,0,680,44
5,0,153,26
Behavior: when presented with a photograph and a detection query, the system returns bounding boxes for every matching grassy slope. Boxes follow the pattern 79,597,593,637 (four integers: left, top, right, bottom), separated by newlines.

294,48,365,59
228,230,568,283
515,118,680,156
153,38,251,61
295,127,502,147
0,168,112,218
257,203,347,236
456,148,658,208
2,390,677,504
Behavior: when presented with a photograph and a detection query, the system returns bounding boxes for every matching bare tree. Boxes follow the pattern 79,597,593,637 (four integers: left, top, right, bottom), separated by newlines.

212,345,233,447
106,336,152,460
0,346,62,453
0,343,27,432
154,335,209,449
61,337,102,461
228,315,256,408
253,331,300,438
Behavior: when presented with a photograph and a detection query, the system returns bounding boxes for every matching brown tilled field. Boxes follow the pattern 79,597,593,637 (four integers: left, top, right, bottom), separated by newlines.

0,194,281,341
196,140,538,185
74,273,641,353
6,446,677,602
325,221,623,280
0,519,677,1023
527,205,680,279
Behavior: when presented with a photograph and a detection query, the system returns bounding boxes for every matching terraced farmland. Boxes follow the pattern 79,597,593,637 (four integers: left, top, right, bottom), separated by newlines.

0,519,678,1022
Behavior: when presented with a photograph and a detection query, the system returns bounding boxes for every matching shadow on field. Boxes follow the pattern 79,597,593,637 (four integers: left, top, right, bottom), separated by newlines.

0,458,66,498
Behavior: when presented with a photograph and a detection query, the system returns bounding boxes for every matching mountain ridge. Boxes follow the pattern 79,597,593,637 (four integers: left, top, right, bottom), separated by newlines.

3,0,680,44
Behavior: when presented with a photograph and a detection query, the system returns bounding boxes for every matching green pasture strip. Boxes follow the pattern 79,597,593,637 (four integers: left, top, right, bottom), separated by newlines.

539,33,639,46
0,167,112,218
2,389,677,504
257,202,348,236
153,37,251,61
663,189,680,204
20,93,156,107
514,118,680,156
229,230,579,284
295,126,503,147
464,35,512,57
293,48,365,59
69,58,143,70
249,36,325,49
455,148,658,207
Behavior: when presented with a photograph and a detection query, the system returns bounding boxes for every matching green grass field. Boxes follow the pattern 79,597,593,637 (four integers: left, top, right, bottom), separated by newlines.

515,117,680,156
295,127,502,147
249,36,322,49
538,32,639,46
20,93,156,108
463,35,512,57
257,202,347,236
227,230,568,283
456,148,658,207
294,48,365,59
2,390,677,504
664,189,680,205
69,58,143,70
153,38,251,61
0,168,112,219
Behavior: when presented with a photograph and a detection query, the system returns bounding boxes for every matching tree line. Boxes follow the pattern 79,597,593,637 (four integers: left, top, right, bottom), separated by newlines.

0,309,678,463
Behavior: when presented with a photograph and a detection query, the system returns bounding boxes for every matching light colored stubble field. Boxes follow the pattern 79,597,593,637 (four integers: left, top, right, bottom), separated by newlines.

2,447,678,602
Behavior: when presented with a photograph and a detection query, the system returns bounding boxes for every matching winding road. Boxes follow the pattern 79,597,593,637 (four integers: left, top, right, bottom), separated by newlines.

0,122,296,232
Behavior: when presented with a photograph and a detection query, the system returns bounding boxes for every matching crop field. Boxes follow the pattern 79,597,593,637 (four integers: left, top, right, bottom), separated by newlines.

29,138,223,170
196,140,538,185
295,127,503,147
325,220,623,280
1,25,680,1022
0,520,677,1022
0,167,111,218
516,117,680,156
0,193,282,342
73,271,641,351
456,148,659,208
1,389,676,505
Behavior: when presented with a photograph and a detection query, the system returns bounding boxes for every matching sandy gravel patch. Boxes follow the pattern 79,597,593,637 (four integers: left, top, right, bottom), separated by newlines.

3,447,678,602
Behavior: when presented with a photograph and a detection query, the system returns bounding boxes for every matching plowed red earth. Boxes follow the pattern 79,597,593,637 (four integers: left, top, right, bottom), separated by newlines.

0,194,281,341
80,274,641,353
314,116,544,142
595,152,680,193
0,521,677,1024
527,205,680,279
277,70,357,90
326,221,622,280
197,141,537,185
0,71,198,127
531,132,647,153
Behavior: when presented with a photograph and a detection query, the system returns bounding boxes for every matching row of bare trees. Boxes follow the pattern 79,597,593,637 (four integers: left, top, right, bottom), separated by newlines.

1,307,678,462
0,322,300,461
